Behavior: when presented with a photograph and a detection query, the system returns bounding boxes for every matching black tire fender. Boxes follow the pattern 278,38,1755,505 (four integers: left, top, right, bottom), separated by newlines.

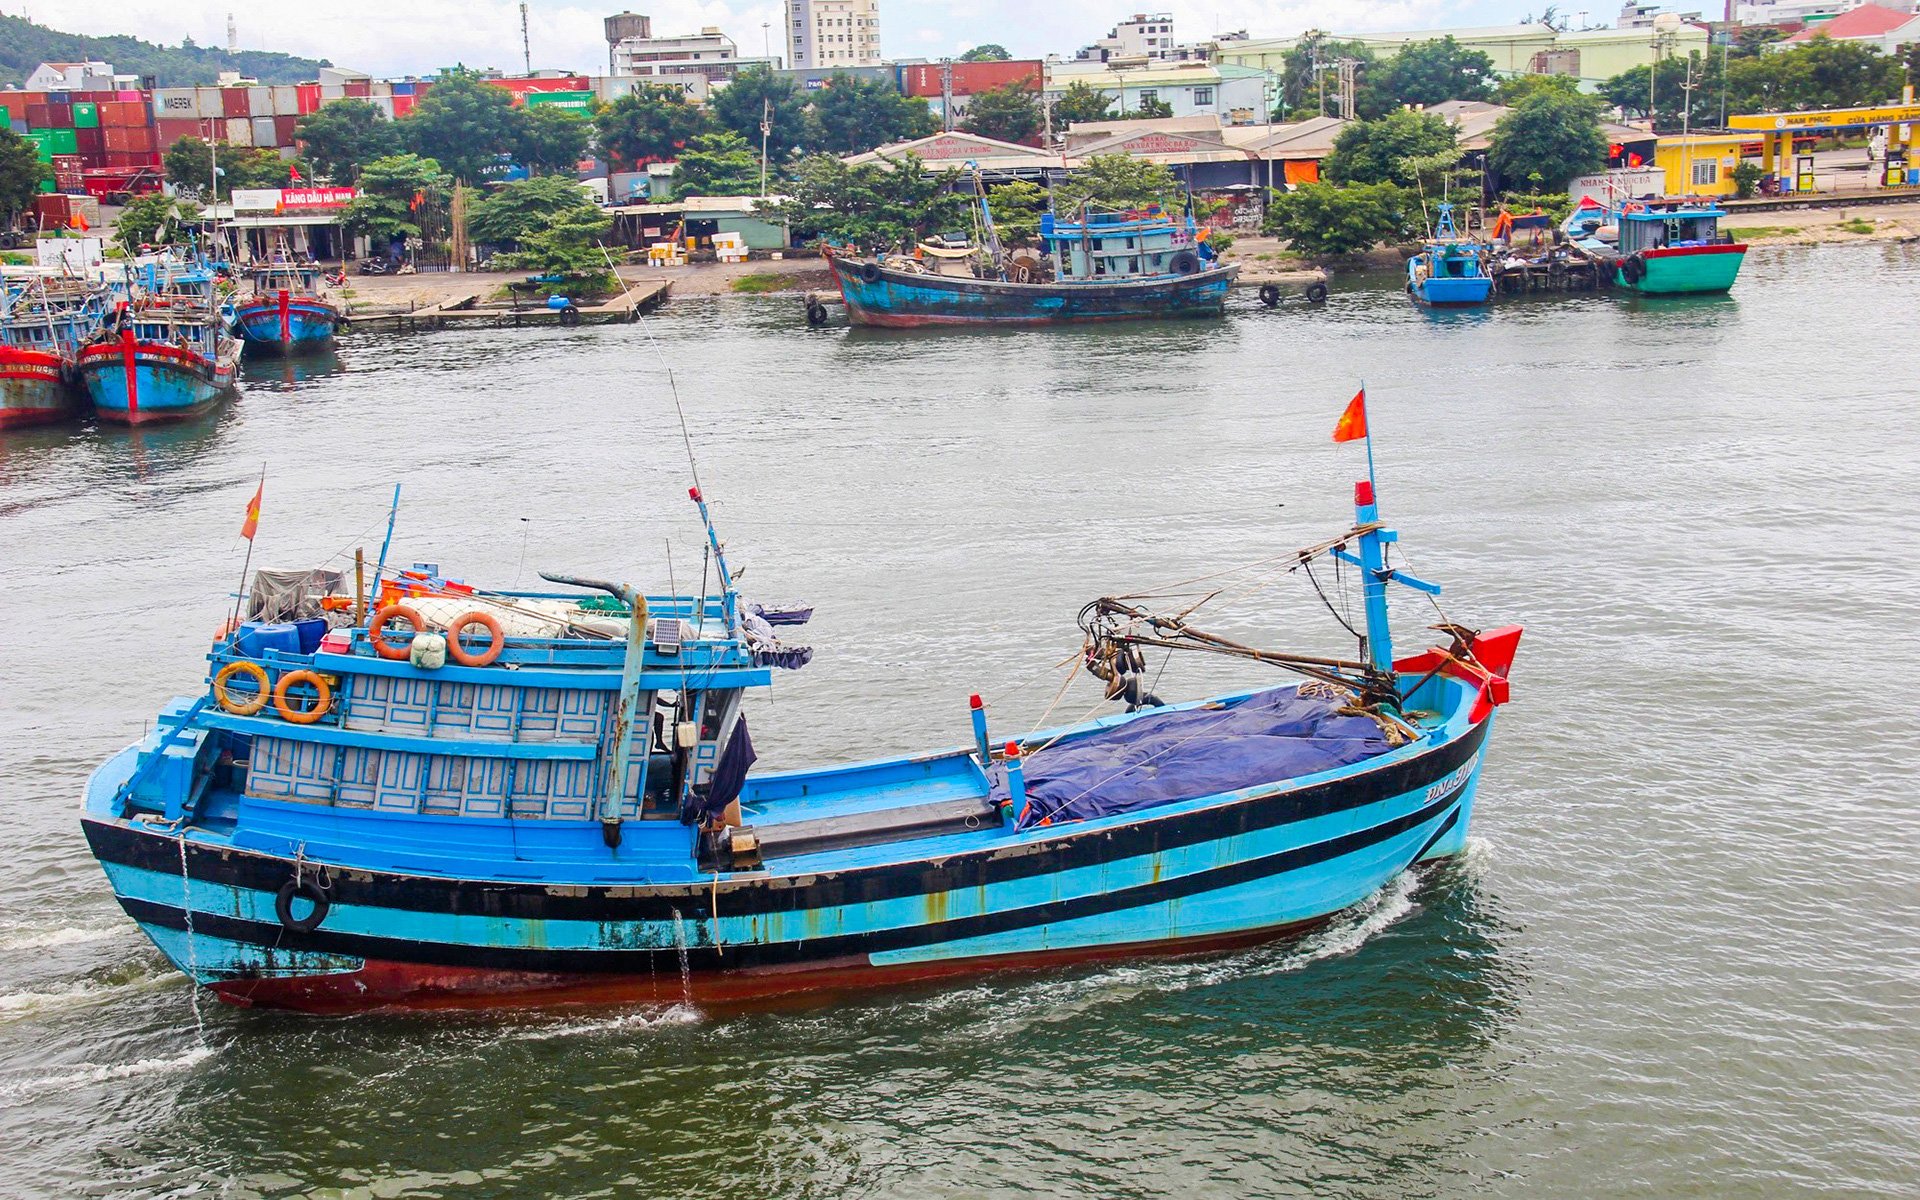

805,302,829,326
858,261,883,284
1257,283,1280,308
1305,281,1329,304
275,877,331,933
1169,250,1201,275
557,305,582,327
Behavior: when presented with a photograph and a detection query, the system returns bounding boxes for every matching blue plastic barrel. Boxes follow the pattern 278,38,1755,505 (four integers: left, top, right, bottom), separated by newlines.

293,618,329,654
545,295,572,310
234,622,301,658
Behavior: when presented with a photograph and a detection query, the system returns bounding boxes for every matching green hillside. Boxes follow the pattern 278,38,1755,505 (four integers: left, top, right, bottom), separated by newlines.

0,14,332,88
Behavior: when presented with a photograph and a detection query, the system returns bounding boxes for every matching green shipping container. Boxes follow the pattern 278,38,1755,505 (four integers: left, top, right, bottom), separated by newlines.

38,177,57,193
45,128,79,155
525,91,593,112
23,130,54,163
72,101,100,128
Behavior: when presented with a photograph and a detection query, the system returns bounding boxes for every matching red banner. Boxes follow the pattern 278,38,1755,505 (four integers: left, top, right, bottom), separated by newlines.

278,187,357,210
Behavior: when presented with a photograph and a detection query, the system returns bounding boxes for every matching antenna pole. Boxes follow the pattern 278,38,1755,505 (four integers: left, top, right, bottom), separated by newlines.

520,2,532,74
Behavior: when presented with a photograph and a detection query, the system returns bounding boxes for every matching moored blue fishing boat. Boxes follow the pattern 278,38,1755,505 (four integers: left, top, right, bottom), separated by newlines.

230,261,341,353
0,275,106,428
1407,204,1493,307
81,434,1519,1013
76,262,238,423
829,178,1236,327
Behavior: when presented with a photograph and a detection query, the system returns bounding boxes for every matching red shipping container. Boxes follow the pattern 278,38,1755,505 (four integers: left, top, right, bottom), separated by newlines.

0,93,25,119
26,105,58,129
903,59,1042,99
275,114,300,144
345,80,371,97
390,94,417,119
75,127,104,154
104,126,156,152
222,87,250,117
157,118,204,147
296,84,322,114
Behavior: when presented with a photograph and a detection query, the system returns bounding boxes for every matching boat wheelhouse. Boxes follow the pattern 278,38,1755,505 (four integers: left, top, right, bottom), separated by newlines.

82,469,1519,1013
0,276,106,428
76,262,238,423
230,261,341,353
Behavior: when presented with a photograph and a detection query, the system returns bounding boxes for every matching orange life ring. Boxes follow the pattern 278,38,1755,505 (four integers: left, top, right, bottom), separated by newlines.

369,603,424,660
273,669,332,724
213,661,271,715
445,610,505,667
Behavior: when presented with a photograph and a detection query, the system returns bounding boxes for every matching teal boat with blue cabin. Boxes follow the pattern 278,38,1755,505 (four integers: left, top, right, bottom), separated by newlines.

1407,204,1492,307
81,461,1520,1012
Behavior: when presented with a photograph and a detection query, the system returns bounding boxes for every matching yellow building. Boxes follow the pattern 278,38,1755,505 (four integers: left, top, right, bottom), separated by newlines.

1728,102,1920,191
1656,134,1748,197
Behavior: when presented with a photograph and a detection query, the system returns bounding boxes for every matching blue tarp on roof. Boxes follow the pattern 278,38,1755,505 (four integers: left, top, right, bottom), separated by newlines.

990,687,1395,829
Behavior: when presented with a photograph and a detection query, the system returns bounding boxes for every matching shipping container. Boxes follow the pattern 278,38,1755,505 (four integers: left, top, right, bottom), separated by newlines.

104,126,156,153
46,91,71,106
321,84,346,101
390,94,418,119
296,84,322,114
157,118,204,148
26,104,58,129
901,59,1043,99
0,93,27,120
369,97,395,120
45,128,79,155
525,91,593,111
116,89,144,101
274,115,300,145
226,117,254,147
75,127,104,154
272,85,299,114
151,88,197,120
223,87,251,117
368,81,392,98
392,81,415,96
344,80,371,98
71,101,99,128
21,131,54,162
248,86,273,113
252,116,278,147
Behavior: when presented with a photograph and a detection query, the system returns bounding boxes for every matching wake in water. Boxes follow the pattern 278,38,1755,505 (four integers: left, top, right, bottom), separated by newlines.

0,1045,215,1102
0,925,123,952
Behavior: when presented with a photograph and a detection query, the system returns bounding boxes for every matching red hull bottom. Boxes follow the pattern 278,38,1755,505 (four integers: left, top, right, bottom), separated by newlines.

208,914,1333,1014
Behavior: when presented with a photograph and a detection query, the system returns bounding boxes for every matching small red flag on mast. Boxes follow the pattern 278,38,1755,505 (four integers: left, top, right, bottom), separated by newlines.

1332,388,1368,443
241,478,264,541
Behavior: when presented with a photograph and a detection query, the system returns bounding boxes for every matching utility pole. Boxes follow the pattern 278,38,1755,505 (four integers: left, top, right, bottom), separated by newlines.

941,58,954,132
760,98,771,196
520,2,532,74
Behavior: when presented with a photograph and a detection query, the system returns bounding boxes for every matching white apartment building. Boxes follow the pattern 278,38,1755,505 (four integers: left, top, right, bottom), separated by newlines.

786,0,884,70
613,27,742,78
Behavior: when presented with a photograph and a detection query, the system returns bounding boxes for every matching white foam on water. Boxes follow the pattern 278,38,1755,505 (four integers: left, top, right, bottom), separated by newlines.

0,1045,215,1101
0,925,123,951
510,1002,705,1042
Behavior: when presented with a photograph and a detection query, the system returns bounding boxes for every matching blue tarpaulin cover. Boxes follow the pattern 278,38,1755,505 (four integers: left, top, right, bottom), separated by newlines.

990,687,1394,828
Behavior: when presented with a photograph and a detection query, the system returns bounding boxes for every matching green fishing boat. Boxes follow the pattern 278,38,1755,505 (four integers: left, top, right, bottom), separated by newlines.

1565,200,1746,296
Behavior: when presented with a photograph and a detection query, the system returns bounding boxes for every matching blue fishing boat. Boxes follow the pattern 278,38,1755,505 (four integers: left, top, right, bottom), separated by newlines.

76,261,238,424
1406,204,1492,307
81,456,1519,1013
0,275,107,428
828,177,1236,327
230,261,341,353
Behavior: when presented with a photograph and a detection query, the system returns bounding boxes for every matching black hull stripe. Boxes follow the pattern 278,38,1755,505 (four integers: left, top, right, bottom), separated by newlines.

117,795,1461,974
87,719,1488,924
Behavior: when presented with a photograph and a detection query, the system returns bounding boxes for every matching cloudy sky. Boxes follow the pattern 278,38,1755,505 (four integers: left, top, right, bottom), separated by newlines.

12,0,1547,78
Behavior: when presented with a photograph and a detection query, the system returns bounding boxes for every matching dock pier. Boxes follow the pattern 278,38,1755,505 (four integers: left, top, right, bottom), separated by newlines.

343,280,672,335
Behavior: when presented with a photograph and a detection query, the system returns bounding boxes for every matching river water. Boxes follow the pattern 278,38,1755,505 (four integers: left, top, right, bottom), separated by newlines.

2,243,1916,1198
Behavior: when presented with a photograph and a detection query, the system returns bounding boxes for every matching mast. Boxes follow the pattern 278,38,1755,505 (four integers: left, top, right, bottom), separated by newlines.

1351,479,1394,677
968,162,1002,276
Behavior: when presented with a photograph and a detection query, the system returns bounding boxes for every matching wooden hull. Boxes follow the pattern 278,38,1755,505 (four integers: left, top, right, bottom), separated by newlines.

232,293,340,352
0,346,78,428
1616,243,1746,295
831,258,1238,327
77,337,237,424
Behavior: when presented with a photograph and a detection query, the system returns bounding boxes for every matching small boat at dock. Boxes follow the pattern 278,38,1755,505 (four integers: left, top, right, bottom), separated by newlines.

81,422,1520,1013
828,175,1237,327
76,261,238,423
1406,205,1493,307
0,275,106,428
230,261,341,354
1564,198,1746,295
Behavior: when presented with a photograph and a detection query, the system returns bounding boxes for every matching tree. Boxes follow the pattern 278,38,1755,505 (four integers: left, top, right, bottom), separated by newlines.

594,84,711,168
962,79,1042,144
710,66,808,164
1487,88,1608,191
494,204,614,286
986,180,1048,243
163,136,300,199
1372,36,1495,108
346,153,448,245
960,44,1011,62
672,130,761,198
1125,96,1174,119
517,105,591,176
293,99,399,183
1261,181,1413,256
1903,41,1920,89
1051,81,1114,132
113,192,202,251
465,174,596,246
0,129,41,230
757,152,966,250
1054,153,1179,211
1323,109,1457,186
804,74,937,155
1495,72,1583,106
402,69,526,183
